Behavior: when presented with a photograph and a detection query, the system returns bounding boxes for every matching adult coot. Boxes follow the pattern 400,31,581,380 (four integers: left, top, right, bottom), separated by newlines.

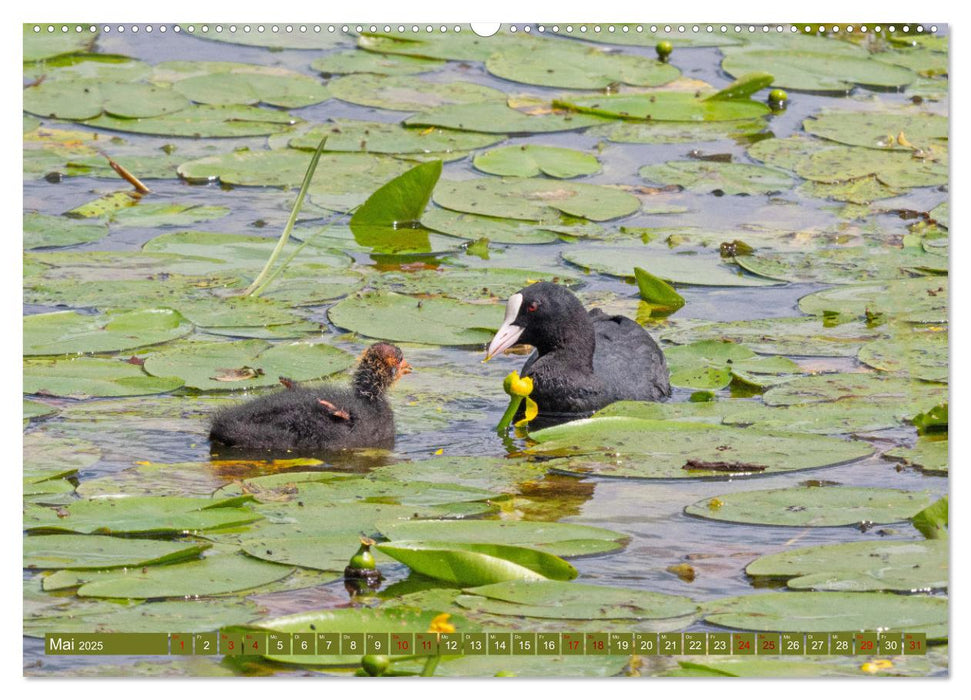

486,282,669,424
209,342,411,452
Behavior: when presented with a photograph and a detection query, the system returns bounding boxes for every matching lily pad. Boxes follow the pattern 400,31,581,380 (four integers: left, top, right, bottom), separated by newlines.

434,178,641,222
803,109,948,150
745,539,948,592
528,417,873,479
554,92,770,122
357,30,538,62
486,43,679,89
328,73,504,111
24,495,261,535
474,145,600,179
23,535,209,571
24,80,189,120
762,373,947,410
24,213,108,249
595,118,768,145
457,580,698,620
24,308,194,356
640,161,794,195
420,208,562,244
183,26,351,50
703,591,947,638
142,339,355,392
23,399,57,422
798,276,948,324
24,357,185,399
290,120,501,155
328,291,501,346
109,203,231,228
886,437,948,475
406,101,608,134
311,50,444,75
241,534,382,573
74,553,293,599
722,50,916,93
24,24,97,62
665,340,798,390
367,266,577,301
84,104,299,138
377,541,577,586
166,63,330,108
22,432,93,480
685,486,937,527
562,247,782,287
794,145,947,190
734,247,946,284
798,176,904,205
377,519,628,558
858,328,948,382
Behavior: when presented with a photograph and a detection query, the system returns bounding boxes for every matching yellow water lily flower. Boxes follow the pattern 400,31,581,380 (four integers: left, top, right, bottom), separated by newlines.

503,371,533,398
860,659,893,674
428,613,455,634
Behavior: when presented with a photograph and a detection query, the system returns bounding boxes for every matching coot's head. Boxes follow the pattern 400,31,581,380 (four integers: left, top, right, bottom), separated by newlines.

486,281,594,359
354,342,412,399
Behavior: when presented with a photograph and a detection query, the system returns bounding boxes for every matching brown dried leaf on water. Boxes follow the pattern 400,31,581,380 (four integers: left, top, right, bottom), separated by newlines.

210,366,265,382
666,563,696,582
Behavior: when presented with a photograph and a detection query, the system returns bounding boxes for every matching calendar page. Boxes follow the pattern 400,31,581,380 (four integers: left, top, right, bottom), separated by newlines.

22,21,948,680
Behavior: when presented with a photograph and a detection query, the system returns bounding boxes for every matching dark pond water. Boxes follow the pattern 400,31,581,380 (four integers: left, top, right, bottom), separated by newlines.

23,24,948,677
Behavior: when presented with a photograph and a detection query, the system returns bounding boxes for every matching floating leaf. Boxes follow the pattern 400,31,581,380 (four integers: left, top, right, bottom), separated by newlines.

794,146,947,190
745,540,947,592
886,437,948,475
912,403,948,434
84,104,299,138
24,357,184,399
142,339,354,391
311,50,444,75
367,266,577,301
486,43,679,89
184,26,351,50
665,340,798,390
458,580,698,620
563,247,781,287
165,63,330,108
706,72,774,101
685,486,936,527
24,535,209,571
858,328,948,382
328,291,501,346
24,24,97,62
474,145,600,179
595,118,768,145
634,266,685,315
24,80,189,120
722,50,916,93
528,418,872,479
66,191,141,218
357,30,539,61
434,178,641,222
762,373,947,411
109,203,231,228
23,399,57,422
703,591,947,638
798,277,948,324
554,92,770,122
24,213,108,249
241,534,382,573
911,496,948,539
734,247,945,284
376,540,577,586
420,208,562,244
639,161,794,195
406,101,608,134
328,73,504,111
290,120,501,154
350,160,443,248
803,109,948,150
24,309,193,356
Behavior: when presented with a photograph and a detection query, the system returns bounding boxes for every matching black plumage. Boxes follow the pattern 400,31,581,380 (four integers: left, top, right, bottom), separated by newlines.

209,342,410,452
487,282,669,425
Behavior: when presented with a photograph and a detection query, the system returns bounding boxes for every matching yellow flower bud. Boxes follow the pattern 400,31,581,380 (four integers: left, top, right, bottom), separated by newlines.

503,371,533,398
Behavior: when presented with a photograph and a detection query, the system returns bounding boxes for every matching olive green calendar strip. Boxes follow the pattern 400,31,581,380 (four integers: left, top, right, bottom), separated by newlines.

44,631,927,656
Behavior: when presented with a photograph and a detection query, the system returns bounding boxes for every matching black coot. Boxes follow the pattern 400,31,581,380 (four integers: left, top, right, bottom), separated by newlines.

209,342,411,452
486,282,669,425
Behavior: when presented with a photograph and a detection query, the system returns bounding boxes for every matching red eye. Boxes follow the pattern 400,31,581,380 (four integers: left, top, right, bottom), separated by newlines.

526,301,539,312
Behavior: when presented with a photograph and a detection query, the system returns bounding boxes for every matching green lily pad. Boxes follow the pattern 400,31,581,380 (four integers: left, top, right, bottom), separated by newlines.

241,533,383,573
66,190,141,219
795,145,947,190
745,539,948,592
762,372,947,410
803,109,948,150
554,92,770,122
23,399,57,422
350,160,442,250
858,328,948,382
886,437,948,475
377,519,628,558
747,134,831,170
374,455,549,494
377,541,577,586
577,28,743,48
23,535,210,571
704,591,947,638
930,201,949,228
798,276,948,324
420,208,562,244
24,309,193,356
486,43,679,89
685,486,937,527
665,340,798,390
24,495,261,535
434,177,641,222
474,145,600,179
109,203,231,228
595,118,769,145
367,266,577,301
24,24,97,61
290,120,501,154
457,580,698,620
75,552,293,599
76,460,242,499
799,176,904,205
357,30,538,61
328,73,504,111
24,80,189,120
912,496,948,539
528,418,873,479
311,50,444,75
24,357,185,399
328,291,501,346
735,247,946,284
24,212,108,249
722,50,916,93
662,317,886,357
405,101,608,134
142,339,354,391
165,63,329,108
183,26,352,50
562,247,781,286
84,104,299,138
640,161,794,195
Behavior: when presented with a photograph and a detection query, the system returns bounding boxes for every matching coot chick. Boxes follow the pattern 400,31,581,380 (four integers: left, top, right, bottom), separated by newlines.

209,342,411,452
486,282,669,425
